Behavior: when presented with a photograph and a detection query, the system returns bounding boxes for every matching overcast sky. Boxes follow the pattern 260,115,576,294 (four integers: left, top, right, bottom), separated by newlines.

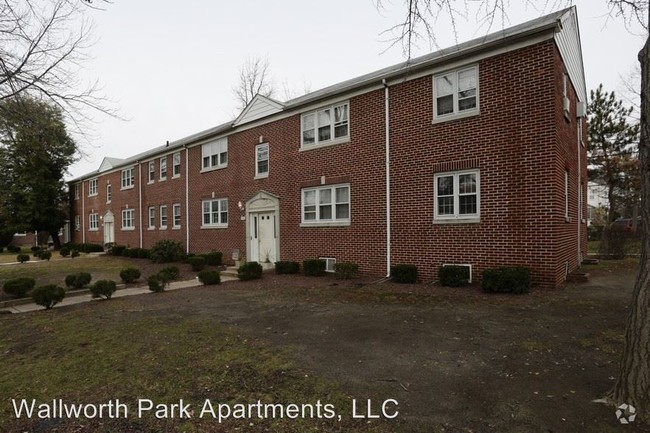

68,0,647,179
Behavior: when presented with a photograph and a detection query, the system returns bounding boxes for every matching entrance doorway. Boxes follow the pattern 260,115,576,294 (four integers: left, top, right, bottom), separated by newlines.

103,211,115,245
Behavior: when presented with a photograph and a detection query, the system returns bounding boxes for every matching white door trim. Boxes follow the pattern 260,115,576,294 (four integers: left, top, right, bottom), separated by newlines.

245,191,280,263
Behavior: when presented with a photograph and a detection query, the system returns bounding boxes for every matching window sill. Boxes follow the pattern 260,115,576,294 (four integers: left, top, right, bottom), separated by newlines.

172,175,181,180
121,227,135,231
300,221,350,228
120,185,134,191
254,174,269,180
159,226,167,230
172,226,181,230
148,227,155,231
89,228,98,232
433,217,480,225
106,201,111,205
88,194,98,198
201,225,228,229
159,177,167,182
200,165,228,174
300,138,349,152
433,109,479,124
147,181,154,185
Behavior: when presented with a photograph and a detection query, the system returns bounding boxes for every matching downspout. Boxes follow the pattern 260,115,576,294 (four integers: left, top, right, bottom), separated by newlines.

81,180,86,243
138,161,143,248
184,144,190,253
383,78,391,277
577,112,582,265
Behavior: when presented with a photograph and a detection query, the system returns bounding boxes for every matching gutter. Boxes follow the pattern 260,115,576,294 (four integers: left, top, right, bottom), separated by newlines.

384,78,391,277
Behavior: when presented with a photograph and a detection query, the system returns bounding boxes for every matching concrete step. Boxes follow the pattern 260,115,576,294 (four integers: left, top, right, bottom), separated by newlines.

220,266,239,277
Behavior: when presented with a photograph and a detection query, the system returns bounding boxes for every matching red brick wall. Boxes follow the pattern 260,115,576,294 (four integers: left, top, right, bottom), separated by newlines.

70,38,586,288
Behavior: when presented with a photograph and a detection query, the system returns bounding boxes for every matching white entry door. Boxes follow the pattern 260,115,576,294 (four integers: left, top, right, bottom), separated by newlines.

103,212,115,245
250,212,276,263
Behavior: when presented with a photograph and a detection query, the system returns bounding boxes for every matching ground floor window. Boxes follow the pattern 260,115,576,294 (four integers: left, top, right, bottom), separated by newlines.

173,203,181,228
89,213,98,231
202,198,228,228
301,184,350,225
434,169,480,222
122,209,135,230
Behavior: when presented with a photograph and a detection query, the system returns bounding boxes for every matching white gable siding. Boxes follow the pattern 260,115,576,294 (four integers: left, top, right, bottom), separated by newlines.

234,95,283,126
555,8,587,102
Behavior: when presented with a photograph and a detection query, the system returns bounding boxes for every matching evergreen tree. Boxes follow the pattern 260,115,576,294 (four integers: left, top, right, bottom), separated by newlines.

0,97,78,248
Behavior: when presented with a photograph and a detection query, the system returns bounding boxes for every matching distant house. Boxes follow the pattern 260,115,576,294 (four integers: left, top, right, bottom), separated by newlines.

69,7,587,289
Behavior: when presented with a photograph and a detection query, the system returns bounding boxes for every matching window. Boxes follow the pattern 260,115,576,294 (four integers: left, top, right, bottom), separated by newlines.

255,143,269,177
320,257,336,273
74,184,80,200
160,157,167,180
148,161,155,183
434,66,478,120
301,184,350,225
148,206,155,229
202,199,228,227
106,184,112,203
173,203,181,228
301,102,349,147
88,178,98,196
75,215,80,231
121,209,135,230
121,168,134,189
89,213,98,231
160,205,168,229
434,170,480,222
565,171,569,220
202,138,228,170
173,152,181,177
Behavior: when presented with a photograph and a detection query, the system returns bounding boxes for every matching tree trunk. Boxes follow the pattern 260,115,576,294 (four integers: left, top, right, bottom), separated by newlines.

612,28,650,417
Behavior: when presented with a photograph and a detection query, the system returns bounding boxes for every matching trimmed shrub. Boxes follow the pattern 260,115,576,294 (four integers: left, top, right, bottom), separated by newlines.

334,262,359,279
159,266,180,281
137,248,150,259
482,267,531,294
31,246,42,257
119,267,141,284
65,272,92,289
202,251,223,266
7,245,21,253
65,242,103,253
198,270,221,285
275,261,300,275
238,262,263,281
109,245,127,256
439,265,470,287
188,256,206,271
90,280,117,300
390,264,418,284
59,246,70,257
16,254,30,264
3,278,36,298
38,250,52,261
32,284,65,309
147,272,171,292
71,249,80,258
149,240,185,263
303,259,326,277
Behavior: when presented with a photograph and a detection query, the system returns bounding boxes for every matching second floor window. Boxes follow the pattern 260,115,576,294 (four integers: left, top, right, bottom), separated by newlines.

255,143,269,177
88,178,98,196
434,66,478,120
160,157,167,180
202,138,228,170
173,152,181,177
301,102,349,147
106,184,112,203
148,161,155,183
121,168,134,189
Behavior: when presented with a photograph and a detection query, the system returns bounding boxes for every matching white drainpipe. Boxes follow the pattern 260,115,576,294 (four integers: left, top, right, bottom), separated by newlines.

184,145,190,253
138,161,143,248
383,78,391,277
81,180,86,243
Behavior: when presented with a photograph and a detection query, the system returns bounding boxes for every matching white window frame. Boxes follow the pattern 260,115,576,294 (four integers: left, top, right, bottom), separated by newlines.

301,184,351,227
300,101,349,149
160,156,167,181
89,213,99,231
255,143,269,178
121,209,135,231
148,206,155,230
201,198,228,228
74,184,80,200
320,257,336,273
201,138,228,171
433,170,480,223
433,65,479,123
160,205,168,229
75,215,80,231
148,161,155,183
121,167,134,190
106,184,112,204
565,171,570,221
173,203,181,229
88,178,98,196
172,152,181,178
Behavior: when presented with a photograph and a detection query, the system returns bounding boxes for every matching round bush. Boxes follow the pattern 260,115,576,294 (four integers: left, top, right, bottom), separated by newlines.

149,240,185,263
59,247,70,257
147,275,165,292
159,266,179,281
90,280,117,300
16,254,30,263
7,245,21,253
65,272,92,289
198,270,221,285
38,250,52,261
32,285,65,309
70,249,80,258
3,278,36,298
188,256,206,271
238,262,263,281
119,267,141,284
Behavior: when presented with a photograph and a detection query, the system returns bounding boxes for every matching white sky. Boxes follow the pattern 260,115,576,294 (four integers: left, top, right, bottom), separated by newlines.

68,0,647,179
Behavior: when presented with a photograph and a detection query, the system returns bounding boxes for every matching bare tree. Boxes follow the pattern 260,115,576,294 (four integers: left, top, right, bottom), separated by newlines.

233,55,276,110
380,0,650,418
0,0,113,125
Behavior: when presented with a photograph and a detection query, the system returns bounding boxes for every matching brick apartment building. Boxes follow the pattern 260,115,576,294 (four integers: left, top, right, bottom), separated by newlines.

69,7,588,289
